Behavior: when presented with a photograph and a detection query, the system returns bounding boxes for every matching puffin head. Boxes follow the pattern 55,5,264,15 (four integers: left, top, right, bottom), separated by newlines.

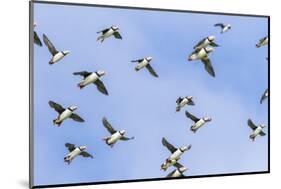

187,96,193,100
112,25,119,31
180,145,191,152
97,70,106,76
260,124,267,129
120,130,126,135
62,50,70,55
179,166,188,173
204,117,212,122
69,105,78,111
208,36,215,41
146,56,153,61
80,146,87,151
34,22,37,28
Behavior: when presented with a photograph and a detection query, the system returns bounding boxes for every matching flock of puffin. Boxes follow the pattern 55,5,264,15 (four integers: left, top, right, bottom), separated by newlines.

33,18,268,178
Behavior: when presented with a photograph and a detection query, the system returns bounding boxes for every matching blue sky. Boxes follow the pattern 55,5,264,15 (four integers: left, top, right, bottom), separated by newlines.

33,2,268,186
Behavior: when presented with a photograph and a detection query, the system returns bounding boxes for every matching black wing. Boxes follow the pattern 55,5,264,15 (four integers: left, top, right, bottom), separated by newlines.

43,34,58,56
94,79,109,95
260,89,268,104
146,64,159,77
120,136,135,141
247,119,258,131
214,23,225,28
185,111,200,123
34,31,42,46
210,41,219,47
102,117,116,134
48,101,65,114
193,38,206,49
69,113,85,122
97,28,110,35
166,170,176,178
80,151,94,158
202,57,215,77
162,137,177,154
113,31,122,39
259,36,268,42
176,97,183,104
65,143,76,152
131,59,144,63
259,130,266,136
73,71,92,78
174,162,184,169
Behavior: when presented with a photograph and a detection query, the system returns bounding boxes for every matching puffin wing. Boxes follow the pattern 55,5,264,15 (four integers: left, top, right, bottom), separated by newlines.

176,97,183,104
162,137,177,154
131,59,144,63
97,28,110,35
80,151,93,158
113,31,122,39
69,113,85,122
185,111,200,123
65,143,76,152
145,64,159,77
94,79,109,95
73,71,92,78
259,130,266,136
202,57,215,77
214,23,225,28
259,36,267,42
48,101,65,114
210,41,219,47
260,89,268,104
34,31,42,46
173,162,184,169
43,34,58,56
102,117,117,134
247,119,258,131
193,38,206,49
120,136,135,141
166,170,176,178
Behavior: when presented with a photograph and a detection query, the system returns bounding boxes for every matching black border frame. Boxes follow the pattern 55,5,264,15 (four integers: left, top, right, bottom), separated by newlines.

29,1,270,188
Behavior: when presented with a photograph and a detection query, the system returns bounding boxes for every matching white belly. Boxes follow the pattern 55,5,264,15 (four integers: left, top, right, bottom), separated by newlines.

104,29,114,38
52,52,64,63
68,148,81,160
262,38,268,46
58,109,72,122
107,132,122,144
169,149,182,160
171,170,181,177
136,60,149,70
192,119,205,130
197,49,207,58
179,98,188,107
253,127,262,137
81,73,98,86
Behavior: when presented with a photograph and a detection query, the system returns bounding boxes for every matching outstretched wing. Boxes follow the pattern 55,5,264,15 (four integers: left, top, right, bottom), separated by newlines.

162,137,177,154
214,23,225,28
131,59,144,63
34,31,42,46
94,79,109,95
69,113,85,122
176,97,183,104
259,130,266,136
146,64,159,77
80,151,94,158
260,89,268,104
259,36,267,42
185,111,200,123
102,117,116,134
202,57,215,77
43,34,58,56
120,136,135,141
65,143,76,152
166,170,176,178
247,119,258,131
210,41,219,47
48,101,65,114
193,38,206,49
97,28,110,35
73,71,92,78
113,31,122,39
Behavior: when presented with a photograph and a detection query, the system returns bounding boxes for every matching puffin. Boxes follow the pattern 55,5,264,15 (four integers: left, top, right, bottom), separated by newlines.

176,96,195,112
48,101,84,126
102,117,134,148
256,36,268,48
33,22,42,46
247,119,266,141
166,162,188,178
43,34,70,64
64,143,93,165
97,25,122,43
260,88,268,104
73,71,108,95
188,46,215,77
161,137,191,171
214,23,231,33
131,57,158,77
193,36,219,50
185,111,212,133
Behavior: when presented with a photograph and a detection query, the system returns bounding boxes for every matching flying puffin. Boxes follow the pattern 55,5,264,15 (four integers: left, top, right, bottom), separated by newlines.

260,89,268,104
166,162,188,178
64,143,93,165
161,137,191,171
214,23,231,33
97,25,122,43
131,57,159,77
73,71,108,95
247,119,266,141
176,96,195,112
48,101,84,126
43,34,69,64
102,117,134,148
193,36,219,50
188,46,215,77
256,36,268,48
185,111,212,133
33,22,42,46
